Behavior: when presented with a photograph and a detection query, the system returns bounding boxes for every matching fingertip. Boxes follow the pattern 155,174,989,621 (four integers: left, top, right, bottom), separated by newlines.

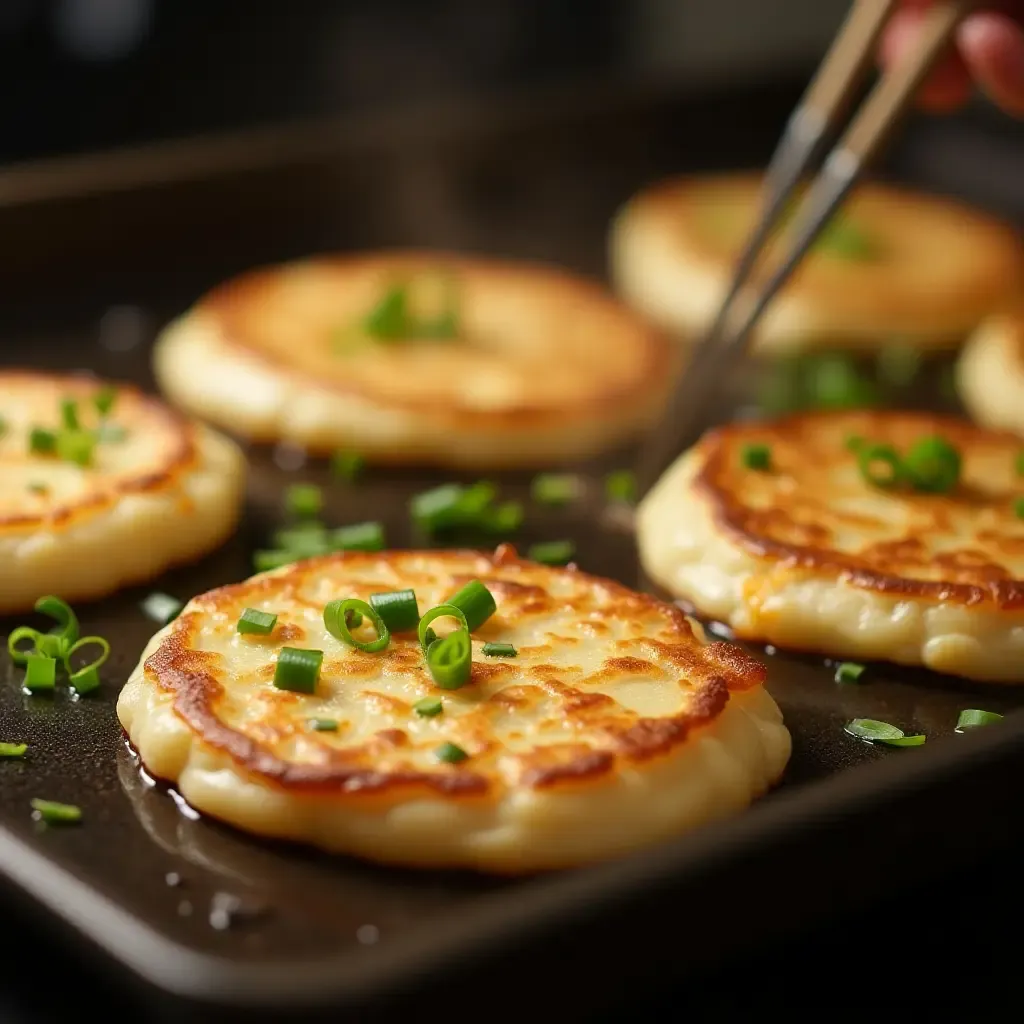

958,13,1024,115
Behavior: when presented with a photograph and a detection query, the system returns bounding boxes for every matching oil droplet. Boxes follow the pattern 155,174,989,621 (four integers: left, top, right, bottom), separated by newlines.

209,892,268,931
764,645,777,656
356,924,379,945
165,872,182,887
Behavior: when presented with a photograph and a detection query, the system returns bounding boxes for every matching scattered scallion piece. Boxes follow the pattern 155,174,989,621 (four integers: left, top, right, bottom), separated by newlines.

34,595,80,651
446,580,497,632
414,696,443,717
24,654,57,692
604,470,636,505
0,742,27,758
834,661,865,684
272,524,330,558
141,592,182,625
310,718,339,732
857,443,905,489
60,399,80,431
63,636,110,696
741,443,771,471
363,283,409,340
1016,452,1024,478
528,540,575,566
481,501,524,536
805,354,880,410
69,665,102,696
369,589,420,633
94,387,117,417
816,217,877,261
844,435,865,452
273,647,323,694
285,483,323,520
331,451,365,481
426,630,473,690
844,718,925,747
482,642,517,658
30,799,81,824
417,604,469,652
57,430,96,467
253,550,295,572
956,709,1004,731
29,428,56,454
530,473,583,506
435,741,468,764
410,481,496,533
1013,497,1024,521
331,521,386,552
903,435,961,494
323,598,390,653
7,626,43,666
237,608,278,635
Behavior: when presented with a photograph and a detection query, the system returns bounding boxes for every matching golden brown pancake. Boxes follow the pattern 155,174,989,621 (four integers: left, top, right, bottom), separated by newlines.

958,307,1024,436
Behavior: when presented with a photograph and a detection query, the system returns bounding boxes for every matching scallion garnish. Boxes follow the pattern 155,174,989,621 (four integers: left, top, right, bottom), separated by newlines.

7,626,42,666
446,579,497,632
481,501,524,535
60,399,80,431
844,435,865,452
857,443,905,489
285,483,323,520
844,718,925,747
94,387,117,417
273,647,323,694
331,521,386,552
528,540,575,566
29,428,56,454
30,799,81,824
363,283,409,340
741,443,771,471
57,430,96,467
237,608,278,635
530,473,583,506
272,524,330,558
34,595,80,653
1016,452,1024,477
369,589,420,632
413,696,443,717
604,470,637,505
0,742,27,758
310,718,339,731
64,635,110,696
903,436,961,494
24,654,56,692
323,598,390,653
410,481,496,533
1013,497,1024,521
417,604,469,652
141,592,182,625
482,642,517,658
834,662,865,684
331,451,365,481
816,217,877,261
253,550,295,572
426,629,472,690
956,709,1004,731
806,354,880,410
435,741,469,764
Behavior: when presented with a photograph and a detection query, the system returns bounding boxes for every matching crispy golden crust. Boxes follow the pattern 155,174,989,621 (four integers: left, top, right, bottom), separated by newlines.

196,251,673,431
694,410,1024,609
137,546,766,801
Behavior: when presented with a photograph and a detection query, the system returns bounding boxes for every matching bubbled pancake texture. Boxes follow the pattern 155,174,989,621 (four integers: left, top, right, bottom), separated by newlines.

118,548,791,872
638,410,1024,682
153,252,673,467
0,371,245,613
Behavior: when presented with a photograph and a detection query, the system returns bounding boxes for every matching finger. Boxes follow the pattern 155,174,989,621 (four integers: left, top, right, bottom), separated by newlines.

958,13,1024,115
880,8,971,111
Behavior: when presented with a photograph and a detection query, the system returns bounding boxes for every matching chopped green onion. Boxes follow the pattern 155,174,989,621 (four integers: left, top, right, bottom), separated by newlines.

0,742,27,758
35,633,65,659
482,642,517,658
1013,497,1024,521
435,741,468,764
426,629,473,690
56,429,95,467
447,579,497,632
481,501,524,535
528,540,575,566
414,696,443,717
7,626,43,666
876,345,921,388
417,604,469,652
844,435,865,452
604,470,637,505
369,589,420,632
237,608,278,635
816,217,877,260
94,387,117,417
330,521,386,552
30,799,81,824
253,550,295,572
272,524,330,558
273,647,323,693
323,598,390,653
34,595,80,648
310,718,338,731
410,481,496,533
63,636,110,695
29,427,56,454
844,718,924,747
903,436,961,494
24,654,56,692
363,283,409,339
805,354,880,409
331,451,365,481
285,483,323,519
857,443,905,489
741,443,771,471
60,399,80,431
956,709,1004,731
834,662,865,684
1016,452,1024,477
530,473,583,506
141,592,182,625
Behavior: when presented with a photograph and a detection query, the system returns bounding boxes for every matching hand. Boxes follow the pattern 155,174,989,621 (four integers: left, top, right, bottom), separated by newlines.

880,1,1024,115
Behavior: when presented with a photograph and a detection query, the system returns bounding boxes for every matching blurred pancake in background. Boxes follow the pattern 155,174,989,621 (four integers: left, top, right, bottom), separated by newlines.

153,252,674,469
609,171,1024,356
957,308,1024,437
